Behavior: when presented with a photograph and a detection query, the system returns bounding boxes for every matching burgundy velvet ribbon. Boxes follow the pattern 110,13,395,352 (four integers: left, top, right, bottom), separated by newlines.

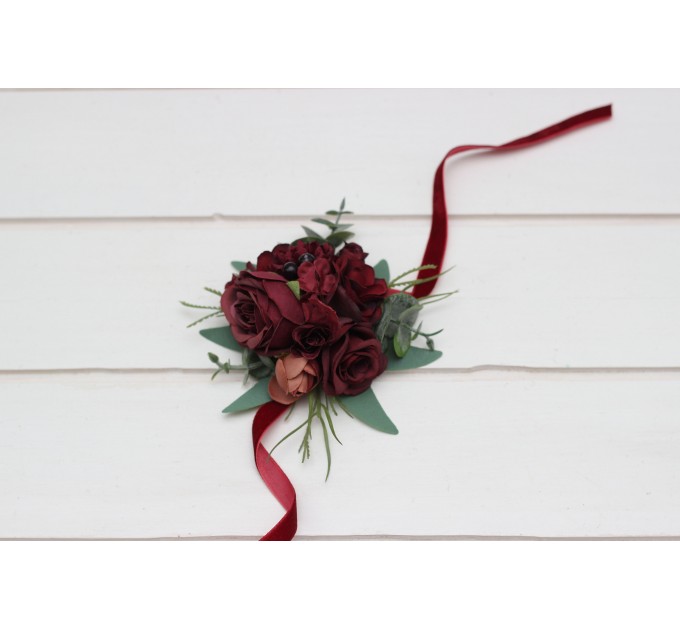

254,104,613,540
412,104,613,298
253,400,298,540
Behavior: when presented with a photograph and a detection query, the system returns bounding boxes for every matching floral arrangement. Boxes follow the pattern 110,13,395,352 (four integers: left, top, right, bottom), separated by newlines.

182,200,451,479
181,104,612,540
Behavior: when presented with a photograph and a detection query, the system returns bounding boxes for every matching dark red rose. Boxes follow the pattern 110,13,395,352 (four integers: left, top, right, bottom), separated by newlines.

297,257,339,301
333,244,388,324
321,324,387,397
256,240,334,274
292,295,349,359
221,269,304,356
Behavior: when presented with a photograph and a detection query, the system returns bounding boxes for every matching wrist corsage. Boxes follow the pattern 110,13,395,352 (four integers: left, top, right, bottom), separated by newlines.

182,104,612,540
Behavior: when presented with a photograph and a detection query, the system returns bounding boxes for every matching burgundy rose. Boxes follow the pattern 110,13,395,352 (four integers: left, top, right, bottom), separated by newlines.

321,324,387,397
221,269,304,356
256,240,334,274
268,354,319,405
292,295,349,359
297,257,339,301
333,243,388,324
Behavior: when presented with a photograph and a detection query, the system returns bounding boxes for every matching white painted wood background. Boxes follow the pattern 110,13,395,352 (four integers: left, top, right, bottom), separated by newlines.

1,89,679,539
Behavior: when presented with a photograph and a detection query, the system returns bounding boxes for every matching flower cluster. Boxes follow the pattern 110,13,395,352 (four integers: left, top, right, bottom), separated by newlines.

182,201,450,475
221,239,389,404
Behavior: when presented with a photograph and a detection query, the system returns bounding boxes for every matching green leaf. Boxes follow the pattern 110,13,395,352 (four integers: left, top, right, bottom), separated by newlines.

222,378,272,413
287,280,301,299
338,388,398,435
394,301,423,357
311,218,336,228
303,226,324,240
231,260,247,271
386,346,443,371
373,259,390,282
339,197,346,211
199,326,242,352
393,324,411,357
399,303,422,325
376,292,419,342
326,230,355,246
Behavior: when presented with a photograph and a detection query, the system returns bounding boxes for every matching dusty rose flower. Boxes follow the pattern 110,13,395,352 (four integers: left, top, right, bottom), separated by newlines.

268,354,319,405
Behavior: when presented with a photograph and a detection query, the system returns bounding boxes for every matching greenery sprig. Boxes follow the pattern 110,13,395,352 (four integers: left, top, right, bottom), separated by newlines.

269,388,342,481
207,350,274,384
302,198,355,248
388,264,454,292
179,287,223,327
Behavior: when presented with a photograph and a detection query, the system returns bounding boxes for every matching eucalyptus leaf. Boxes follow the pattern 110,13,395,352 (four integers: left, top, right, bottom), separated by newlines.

373,259,390,282
302,226,324,240
376,292,419,341
231,260,247,271
257,355,275,369
199,326,242,352
393,301,422,358
338,388,398,435
375,299,395,343
398,303,423,325
386,346,443,371
393,324,411,357
326,230,355,246
311,218,336,228
222,378,272,413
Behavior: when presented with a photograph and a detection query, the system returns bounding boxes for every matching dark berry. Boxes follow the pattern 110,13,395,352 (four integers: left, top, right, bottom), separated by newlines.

298,252,315,264
282,262,298,280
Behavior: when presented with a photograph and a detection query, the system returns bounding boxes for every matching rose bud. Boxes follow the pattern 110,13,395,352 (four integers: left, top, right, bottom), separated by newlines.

268,354,319,405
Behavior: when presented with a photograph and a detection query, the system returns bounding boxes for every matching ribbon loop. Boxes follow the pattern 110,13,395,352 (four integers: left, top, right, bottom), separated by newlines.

412,104,613,298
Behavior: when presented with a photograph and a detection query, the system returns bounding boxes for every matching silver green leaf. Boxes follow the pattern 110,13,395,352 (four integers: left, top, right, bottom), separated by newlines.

222,378,272,414
338,388,398,435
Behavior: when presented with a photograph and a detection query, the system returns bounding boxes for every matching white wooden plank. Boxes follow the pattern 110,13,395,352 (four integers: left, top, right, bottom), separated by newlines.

2,371,679,539
1,217,679,370
0,89,678,218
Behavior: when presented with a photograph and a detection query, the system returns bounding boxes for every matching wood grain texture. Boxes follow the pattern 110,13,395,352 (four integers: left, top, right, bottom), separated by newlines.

0,89,678,219
1,217,679,370
2,371,679,539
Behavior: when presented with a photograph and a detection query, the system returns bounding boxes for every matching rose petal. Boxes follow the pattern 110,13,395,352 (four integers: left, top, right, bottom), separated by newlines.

274,358,289,390
287,373,305,392
283,354,309,379
268,375,296,405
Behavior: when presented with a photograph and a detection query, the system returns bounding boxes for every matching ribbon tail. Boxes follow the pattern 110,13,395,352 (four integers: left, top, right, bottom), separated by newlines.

413,104,613,298
252,400,298,541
